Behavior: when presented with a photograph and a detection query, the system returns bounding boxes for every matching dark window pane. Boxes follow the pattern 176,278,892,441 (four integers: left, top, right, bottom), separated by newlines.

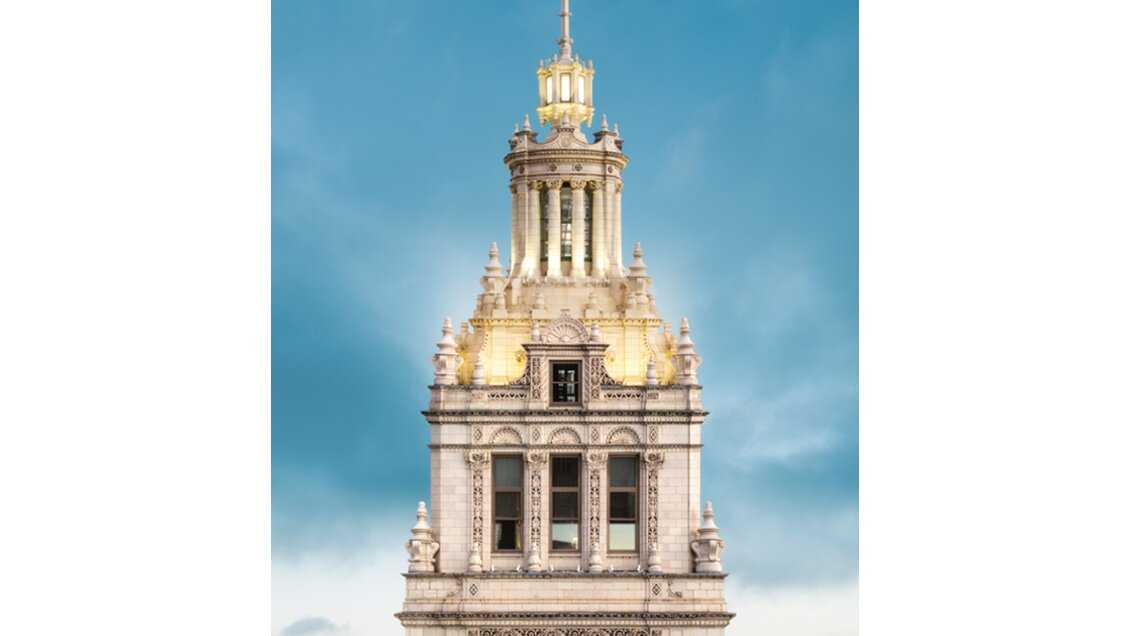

609,522,636,551
552,522,580,550
494,491,521,519
552,362,580,403
495,520,521,551
609,491,636,520
493,457,522,489
552,456,579,487
609,457,638,487
552,491,578,519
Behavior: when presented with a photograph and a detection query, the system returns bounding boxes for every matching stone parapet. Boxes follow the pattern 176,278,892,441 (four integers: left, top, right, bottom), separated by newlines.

399,572,733,631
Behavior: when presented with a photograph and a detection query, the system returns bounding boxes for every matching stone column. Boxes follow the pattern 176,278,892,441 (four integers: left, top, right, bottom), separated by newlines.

522,181,541,277
603,180,617,275
546,180,563,278
585,451,608,572
509,184,522,276
591,181,607,277
570,180,586,278
612,182,624,275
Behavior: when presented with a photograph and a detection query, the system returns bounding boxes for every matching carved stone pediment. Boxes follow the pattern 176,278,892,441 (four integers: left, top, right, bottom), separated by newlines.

542,310,589,344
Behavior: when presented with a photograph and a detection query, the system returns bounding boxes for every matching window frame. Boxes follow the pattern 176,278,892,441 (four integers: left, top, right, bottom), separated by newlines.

491,454,524,554
607,454,640,554
549,454,582,553
549,360,583,406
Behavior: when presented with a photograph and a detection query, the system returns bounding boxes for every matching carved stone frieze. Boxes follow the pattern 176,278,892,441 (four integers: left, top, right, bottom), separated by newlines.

469,630,661,636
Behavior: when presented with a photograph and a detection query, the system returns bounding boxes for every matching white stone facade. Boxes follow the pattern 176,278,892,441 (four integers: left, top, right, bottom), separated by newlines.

398,2,732,634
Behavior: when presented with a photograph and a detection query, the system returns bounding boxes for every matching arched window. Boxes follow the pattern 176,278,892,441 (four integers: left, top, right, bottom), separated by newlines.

577,76,585,104
561,74,571,102
546,76,554,103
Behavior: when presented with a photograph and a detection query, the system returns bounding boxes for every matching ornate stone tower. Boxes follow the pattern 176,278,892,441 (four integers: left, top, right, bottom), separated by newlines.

397,2,733,634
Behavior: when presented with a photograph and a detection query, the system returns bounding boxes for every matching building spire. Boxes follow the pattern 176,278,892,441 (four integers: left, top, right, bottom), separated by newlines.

558,0,573,59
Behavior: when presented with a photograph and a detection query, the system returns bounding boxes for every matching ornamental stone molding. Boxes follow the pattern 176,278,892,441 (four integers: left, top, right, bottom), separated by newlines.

606,426,642,445
489,426,524,445
549,427,583,445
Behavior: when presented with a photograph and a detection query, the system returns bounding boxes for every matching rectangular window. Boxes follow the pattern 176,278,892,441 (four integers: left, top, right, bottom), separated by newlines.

550,455,581,551
608,455,638,552
492,455,523,552
551,362,580,405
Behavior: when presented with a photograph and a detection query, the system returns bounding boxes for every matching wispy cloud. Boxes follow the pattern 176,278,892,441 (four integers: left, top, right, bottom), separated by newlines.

279,616,351,636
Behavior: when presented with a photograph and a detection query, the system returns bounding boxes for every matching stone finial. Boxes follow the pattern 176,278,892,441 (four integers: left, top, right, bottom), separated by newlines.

691,501,725,573
405,501,440,573
589,322,602,342
526,541,543,572
523,114,532,131
531,321,541,342
587,540,605,573
600,113,608,131
484,242,503,277
471,352,486,387
647,542,663,574
514,122,520,133
646,358,658,387
676,317,702,385
432,317,458,386
628,242,648,277
467,542,483,573
613,122,620,136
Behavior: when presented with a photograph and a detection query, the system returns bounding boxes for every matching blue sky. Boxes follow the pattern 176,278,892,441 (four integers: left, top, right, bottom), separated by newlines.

273,1,856,633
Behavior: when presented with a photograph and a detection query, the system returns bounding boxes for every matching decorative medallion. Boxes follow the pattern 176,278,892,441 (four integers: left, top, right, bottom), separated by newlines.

573,164,583,171
550,163,558,171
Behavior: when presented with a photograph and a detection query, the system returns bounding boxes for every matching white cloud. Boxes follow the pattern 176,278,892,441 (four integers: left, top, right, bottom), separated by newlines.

727,579,858,636
273,526,406,636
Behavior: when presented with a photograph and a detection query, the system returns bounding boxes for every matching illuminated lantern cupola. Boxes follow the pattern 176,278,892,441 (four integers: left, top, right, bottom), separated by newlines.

537,0,595,128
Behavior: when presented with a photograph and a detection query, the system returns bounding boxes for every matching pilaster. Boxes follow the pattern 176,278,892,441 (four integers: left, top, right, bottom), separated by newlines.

603,180,617,275
546,180,563,278
522,181,542,277
591,180,607,277
612,182,623,274
585,450,608,572
569,180,587,278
